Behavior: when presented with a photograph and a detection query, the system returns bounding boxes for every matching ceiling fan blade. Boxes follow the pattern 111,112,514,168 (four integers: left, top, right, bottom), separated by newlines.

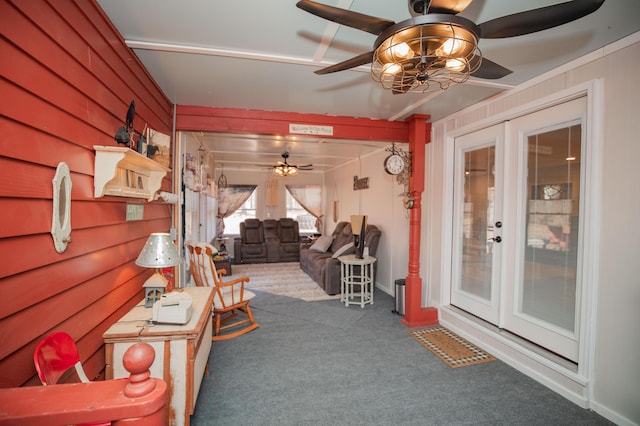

478,0,605,39
296,0,395,35
298,164,314,170
410,0,474,15
469,56,512,79
315,51,374,75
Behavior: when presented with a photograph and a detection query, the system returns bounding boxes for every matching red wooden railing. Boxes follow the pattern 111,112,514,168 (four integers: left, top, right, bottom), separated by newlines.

0,342,166,425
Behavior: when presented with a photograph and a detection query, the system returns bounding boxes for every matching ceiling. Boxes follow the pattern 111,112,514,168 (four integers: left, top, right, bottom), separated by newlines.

98,0,640,173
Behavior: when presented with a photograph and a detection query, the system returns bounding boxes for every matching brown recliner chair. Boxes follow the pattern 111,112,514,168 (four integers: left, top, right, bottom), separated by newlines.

277,218,300,262
237,219,268,263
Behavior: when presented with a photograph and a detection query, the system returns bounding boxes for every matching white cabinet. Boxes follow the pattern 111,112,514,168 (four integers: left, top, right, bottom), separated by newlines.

94,145,170,201
103,287,213,426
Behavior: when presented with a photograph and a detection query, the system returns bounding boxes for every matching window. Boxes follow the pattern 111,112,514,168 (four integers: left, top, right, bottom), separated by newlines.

285,191,316,233
224,190,257,235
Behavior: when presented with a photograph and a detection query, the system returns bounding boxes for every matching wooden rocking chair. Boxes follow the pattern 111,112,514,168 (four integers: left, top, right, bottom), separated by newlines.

186,241,259,340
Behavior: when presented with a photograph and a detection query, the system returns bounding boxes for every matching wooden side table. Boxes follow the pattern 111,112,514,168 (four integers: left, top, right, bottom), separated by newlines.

103,287,214,426
339,254,377,308
213,256,232,275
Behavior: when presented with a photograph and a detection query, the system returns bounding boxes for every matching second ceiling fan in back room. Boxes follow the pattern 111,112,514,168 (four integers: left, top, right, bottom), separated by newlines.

272,152,314,177
297,0,605,94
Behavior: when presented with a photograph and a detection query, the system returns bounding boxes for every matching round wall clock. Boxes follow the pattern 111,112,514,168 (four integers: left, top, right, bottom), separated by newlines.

384,154,405,175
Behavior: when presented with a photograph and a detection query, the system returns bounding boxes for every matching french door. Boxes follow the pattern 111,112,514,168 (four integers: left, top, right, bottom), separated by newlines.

451,123,504,325
451,97,586,362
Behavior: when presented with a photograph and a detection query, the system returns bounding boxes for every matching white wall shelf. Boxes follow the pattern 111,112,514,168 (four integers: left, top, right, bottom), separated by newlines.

94,145,170,201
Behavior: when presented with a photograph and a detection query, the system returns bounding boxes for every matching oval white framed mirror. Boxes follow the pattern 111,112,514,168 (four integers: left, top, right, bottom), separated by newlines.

52,162,72,253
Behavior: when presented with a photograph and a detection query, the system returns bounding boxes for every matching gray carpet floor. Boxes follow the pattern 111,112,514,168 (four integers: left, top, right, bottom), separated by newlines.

191,289,612,426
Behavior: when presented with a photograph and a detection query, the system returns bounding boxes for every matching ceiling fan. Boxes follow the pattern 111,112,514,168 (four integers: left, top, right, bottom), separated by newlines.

297,0,605,94
272,152,313,177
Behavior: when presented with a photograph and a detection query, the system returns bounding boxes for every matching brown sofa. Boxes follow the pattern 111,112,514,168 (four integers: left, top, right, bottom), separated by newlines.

299,221,381,295
234,218,301,264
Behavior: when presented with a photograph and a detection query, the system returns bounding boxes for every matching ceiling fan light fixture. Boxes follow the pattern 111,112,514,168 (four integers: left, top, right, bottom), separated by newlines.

298,0,605,89
273,164,298,177
371,18,480,94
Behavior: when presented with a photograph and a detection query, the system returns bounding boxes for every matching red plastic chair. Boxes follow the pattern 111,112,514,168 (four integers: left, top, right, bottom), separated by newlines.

34,332,111,425
34,332,90,385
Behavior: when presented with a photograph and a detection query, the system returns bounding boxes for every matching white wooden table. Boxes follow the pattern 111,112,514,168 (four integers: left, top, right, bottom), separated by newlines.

103,286,214,426
339,254,377,308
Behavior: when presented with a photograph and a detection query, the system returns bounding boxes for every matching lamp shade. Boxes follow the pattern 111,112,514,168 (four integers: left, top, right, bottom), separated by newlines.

350,215,367,235
135,233,181,268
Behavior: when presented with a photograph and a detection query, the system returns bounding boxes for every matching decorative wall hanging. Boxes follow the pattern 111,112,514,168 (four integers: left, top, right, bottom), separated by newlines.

146,128,171,169
266,178,279,207
217,164,228,190
114,100,136,148
184,153,196,191
195,142,207,192
403,193,415,209
353,175,369,190
51,162,72,253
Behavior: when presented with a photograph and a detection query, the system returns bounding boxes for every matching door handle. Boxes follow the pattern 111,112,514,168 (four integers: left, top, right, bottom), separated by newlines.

491,236,502,243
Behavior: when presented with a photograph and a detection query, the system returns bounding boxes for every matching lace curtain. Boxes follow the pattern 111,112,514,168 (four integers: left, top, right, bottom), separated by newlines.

216,184,257,239
285,185,323,233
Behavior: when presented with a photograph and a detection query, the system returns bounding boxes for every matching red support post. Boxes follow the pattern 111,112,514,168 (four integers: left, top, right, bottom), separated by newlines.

401,115,439,328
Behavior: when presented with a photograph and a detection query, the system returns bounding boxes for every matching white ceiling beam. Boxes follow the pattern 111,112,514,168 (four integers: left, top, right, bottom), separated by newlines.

125,39,366,72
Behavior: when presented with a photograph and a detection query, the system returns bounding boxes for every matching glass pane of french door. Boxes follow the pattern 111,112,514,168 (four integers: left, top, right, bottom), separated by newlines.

522,124,581,331
451,124,504,325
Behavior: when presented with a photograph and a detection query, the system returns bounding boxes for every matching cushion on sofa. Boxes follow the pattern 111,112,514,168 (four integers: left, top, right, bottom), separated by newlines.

310,235,333,252
329,222,354,252
331,242,355,258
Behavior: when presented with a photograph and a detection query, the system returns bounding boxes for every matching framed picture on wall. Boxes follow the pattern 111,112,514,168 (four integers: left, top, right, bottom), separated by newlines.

146,128,171,169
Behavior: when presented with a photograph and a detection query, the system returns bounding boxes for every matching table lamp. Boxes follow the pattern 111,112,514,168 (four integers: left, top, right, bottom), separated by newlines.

136,233,181,307
350,215,367,259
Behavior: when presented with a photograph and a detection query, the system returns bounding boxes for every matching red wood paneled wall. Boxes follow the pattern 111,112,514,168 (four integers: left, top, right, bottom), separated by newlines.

0,0,174,387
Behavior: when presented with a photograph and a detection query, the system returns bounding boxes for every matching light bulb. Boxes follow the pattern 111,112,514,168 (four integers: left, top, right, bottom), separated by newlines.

440,37,462,56
445,58,466,71
382,63,402,75
392,42,412,58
